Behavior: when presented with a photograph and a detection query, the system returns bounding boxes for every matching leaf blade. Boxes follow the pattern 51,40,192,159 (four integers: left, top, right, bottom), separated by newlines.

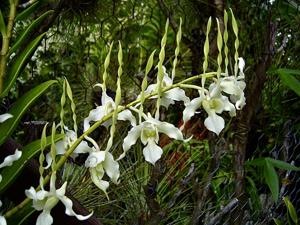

0,33,46,98
0,134,64,193
0,80,57,145
9,10,53,55
264,161,279,202
277,68,300,97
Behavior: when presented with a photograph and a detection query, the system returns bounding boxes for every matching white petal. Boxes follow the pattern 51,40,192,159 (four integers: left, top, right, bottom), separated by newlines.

0,216,7,225
74,141,92,154
164,88,190,105
83,106,106,131
235,94,246,110
118,109,136,126
85,151,106,168
144,84,157,94
0,149,22,168
160,97,174,109
143,140,163,165
55,140,67,155
0,113,13,123
156,121,183,141
103,152,120,184
182,97,203,124
221,96,236,117
59,196,93,220
90,167,109,197
55,182,67,198
204,113,225,135
220,77,239,95
36,210,53,225
44,153,52,169
101,91,115,106
238,57,245,76
118,124,143,160
162,67,173,86
25,187,48,201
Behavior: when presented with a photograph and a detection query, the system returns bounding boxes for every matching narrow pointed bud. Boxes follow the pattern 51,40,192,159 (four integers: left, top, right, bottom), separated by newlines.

202,17,212,89
223,10,229,76
216,18,223,78
65,78,77,134
102,42,114,91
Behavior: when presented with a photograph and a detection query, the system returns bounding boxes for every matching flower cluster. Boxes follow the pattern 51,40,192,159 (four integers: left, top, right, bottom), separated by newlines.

19,10,246,225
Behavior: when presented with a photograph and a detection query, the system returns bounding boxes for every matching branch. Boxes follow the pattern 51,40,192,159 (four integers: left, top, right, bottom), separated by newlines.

205,198,239,225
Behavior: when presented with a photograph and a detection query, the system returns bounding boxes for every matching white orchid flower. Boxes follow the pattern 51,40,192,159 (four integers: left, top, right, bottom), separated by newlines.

45,128,92,169
0,113,13,123
119,113,184,165
84,86,136,131
0,215,6,225
143,66,190,108
0,149,22,169
183,82,236,135
220,57,246,110
0,149,22,183
25,173,92,225
0,199,6,225
85,148,120,198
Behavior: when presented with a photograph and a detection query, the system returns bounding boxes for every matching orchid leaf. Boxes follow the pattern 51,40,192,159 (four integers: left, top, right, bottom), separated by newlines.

266,157,300,171
0,134,64,193
0,33,46,98
263,161,279,202
283,196,298,224
9,10,53,55
15,1,41,21
277,68,300,97
0,80,57,145
5,201,35,225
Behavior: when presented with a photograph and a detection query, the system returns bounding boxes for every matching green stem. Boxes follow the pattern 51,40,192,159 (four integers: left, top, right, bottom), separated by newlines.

0,0,19,93
4,71,217,218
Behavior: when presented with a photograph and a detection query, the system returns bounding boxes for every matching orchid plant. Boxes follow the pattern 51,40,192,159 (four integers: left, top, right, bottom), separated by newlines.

0,8,247,225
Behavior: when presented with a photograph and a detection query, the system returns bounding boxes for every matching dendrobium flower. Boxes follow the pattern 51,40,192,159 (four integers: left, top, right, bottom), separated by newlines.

119,113,184,165
220,57,246,110
84,87,136,131
183,82,236,135
0,149,22,183
45,128,91,169
85,149,120,198
25,173,92,225
143,66,190,108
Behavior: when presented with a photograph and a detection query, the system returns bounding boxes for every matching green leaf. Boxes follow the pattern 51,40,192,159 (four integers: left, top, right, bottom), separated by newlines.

273,218,284,225
15,1,41,21
0,80,57,145
283,196,298,224
277,68,300,97
0,33,46,98
264,161,279,202
9,10,53,55
0,134,64,193
0,9,6,36
266,158,300,171
5,201,35,225
246,157,266,167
